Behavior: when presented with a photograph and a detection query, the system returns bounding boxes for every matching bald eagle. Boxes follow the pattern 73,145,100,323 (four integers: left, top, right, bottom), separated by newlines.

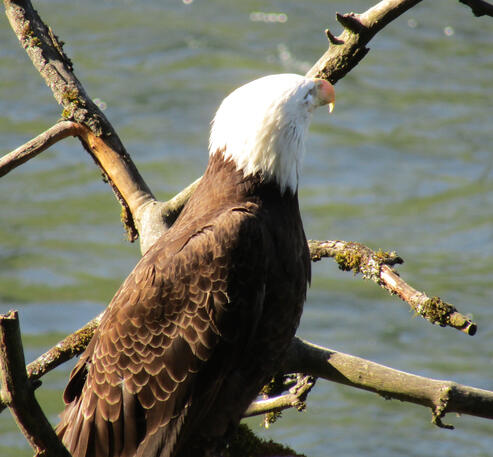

57,74,335,457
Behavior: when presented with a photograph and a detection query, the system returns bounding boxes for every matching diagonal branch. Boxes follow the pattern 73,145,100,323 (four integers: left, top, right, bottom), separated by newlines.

309,240,477,335
0,118,200,253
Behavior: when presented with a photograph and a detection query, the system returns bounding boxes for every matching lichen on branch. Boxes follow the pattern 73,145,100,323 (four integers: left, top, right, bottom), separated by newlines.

308,239,476,335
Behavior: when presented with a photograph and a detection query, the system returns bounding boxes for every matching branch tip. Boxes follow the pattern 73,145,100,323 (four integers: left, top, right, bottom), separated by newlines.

336,12,364,33
464,322,477,336
0,121,81,178
416,297,477,335
449,312,477,336
325,28,344,45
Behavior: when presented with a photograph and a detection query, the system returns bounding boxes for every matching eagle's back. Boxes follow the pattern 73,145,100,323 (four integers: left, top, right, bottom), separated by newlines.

57,153,310,457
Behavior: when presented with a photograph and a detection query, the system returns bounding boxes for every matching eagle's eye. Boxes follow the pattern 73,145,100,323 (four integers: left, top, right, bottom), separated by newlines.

304,87,315,101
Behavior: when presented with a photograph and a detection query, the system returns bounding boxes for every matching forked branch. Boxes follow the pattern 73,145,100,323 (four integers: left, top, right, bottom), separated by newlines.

245,375,316,421
4,0,155,241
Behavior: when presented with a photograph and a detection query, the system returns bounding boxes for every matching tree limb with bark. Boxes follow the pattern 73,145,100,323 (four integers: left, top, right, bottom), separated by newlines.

1,0,492,455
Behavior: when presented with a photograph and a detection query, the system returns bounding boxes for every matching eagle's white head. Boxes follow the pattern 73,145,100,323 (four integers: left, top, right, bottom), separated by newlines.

209,73,335,193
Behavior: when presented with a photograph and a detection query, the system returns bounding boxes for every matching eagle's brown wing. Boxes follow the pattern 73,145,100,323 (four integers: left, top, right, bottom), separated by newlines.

57,207,269,457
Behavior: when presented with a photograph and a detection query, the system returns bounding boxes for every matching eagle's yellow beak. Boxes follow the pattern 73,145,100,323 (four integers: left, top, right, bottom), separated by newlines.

313,78,335,113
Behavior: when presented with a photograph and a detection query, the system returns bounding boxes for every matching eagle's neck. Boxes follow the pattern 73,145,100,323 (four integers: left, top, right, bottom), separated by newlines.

209,124,306,194
176,151,298,232
207,149,298,200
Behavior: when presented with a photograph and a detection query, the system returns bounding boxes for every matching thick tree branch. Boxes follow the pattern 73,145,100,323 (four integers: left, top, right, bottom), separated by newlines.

283,337,493,428
309,240,477,335
0,311,72,456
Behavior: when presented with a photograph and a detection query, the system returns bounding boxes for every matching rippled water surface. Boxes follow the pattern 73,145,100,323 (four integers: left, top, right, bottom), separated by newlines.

1,1,492,456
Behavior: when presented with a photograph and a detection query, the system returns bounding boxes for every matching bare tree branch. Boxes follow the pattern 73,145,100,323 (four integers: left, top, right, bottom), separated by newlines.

0,121,81,177
283,337,493,428
309,240,477,335
0,120,198,254
459,0,493,17
26,314,102,382
0,311,72,456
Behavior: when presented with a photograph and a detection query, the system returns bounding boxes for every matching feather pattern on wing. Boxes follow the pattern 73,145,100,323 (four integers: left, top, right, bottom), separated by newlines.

57,154,310,457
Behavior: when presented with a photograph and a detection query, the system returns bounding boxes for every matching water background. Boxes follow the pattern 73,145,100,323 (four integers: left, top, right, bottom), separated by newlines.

1,1,492,455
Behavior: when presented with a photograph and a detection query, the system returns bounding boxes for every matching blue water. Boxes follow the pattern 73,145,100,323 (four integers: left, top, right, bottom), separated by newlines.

1,1,492,456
